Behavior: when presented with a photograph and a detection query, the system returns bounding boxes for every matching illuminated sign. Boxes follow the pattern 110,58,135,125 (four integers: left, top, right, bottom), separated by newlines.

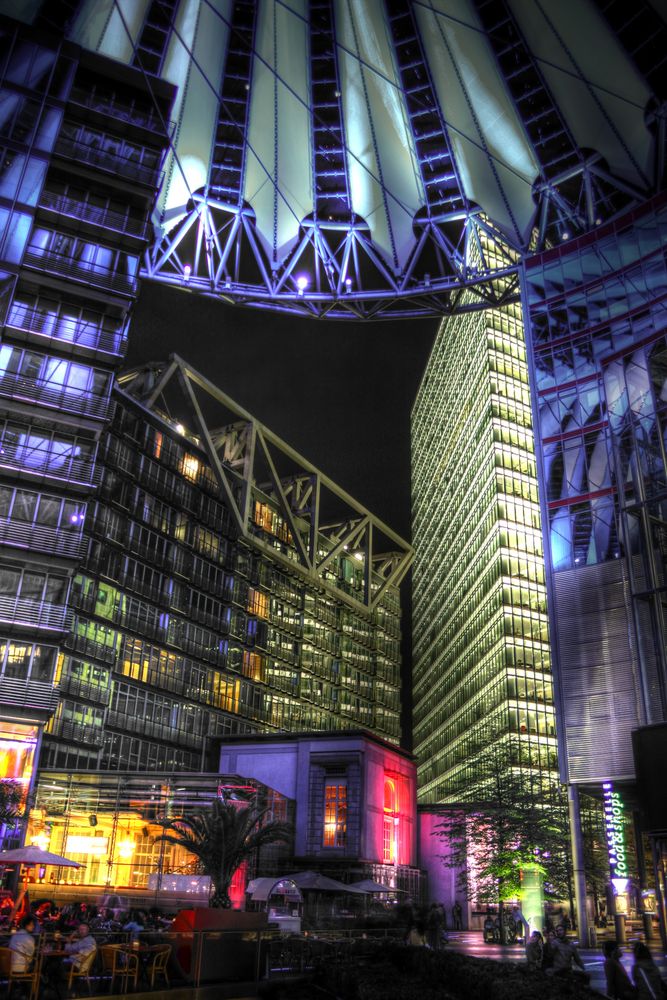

603,783,628,879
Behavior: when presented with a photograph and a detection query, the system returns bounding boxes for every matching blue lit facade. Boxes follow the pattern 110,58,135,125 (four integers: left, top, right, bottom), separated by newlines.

523,194,667,786
0,16,173,817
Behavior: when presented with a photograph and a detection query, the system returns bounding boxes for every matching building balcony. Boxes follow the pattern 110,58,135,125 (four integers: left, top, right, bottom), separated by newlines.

68,86,173,139
57,673,111,705
39,190,149,241
53,135,161,189
47,717,104,747
0,676,60,714
0,595,72,632
23,247,137,298
0,370,111,421
5,305,126,359
0,518,85,561
0,444,101,490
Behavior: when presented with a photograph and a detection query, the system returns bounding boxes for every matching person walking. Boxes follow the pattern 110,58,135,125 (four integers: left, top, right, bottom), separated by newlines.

604,940,637,999
452,900,462,930
632,942,665,1000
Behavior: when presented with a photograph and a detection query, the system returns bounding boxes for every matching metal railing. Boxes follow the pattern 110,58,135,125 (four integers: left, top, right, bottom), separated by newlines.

23,247,137,297
40,190,149,240
0,518,85,559
54,135,161,187
0,676,60,711
5,306,126,357
69,86,173,136
0,595,71,631
47,717,105,745
0,370,110,419
57,673,111,705
0,443,101,488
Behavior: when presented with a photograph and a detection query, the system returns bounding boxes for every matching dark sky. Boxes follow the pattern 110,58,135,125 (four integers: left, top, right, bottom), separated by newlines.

128,282,438,542
127,282,439,748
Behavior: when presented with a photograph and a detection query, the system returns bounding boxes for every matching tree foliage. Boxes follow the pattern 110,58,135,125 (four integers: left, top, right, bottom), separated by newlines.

155,797,292,907
0,779,25,825
433,735,571,907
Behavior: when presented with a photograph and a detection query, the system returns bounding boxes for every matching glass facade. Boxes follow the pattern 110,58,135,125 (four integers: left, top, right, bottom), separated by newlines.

523,194,667,784
26,772,291,895
412,237,557,803
0,16,173,829
41,380,406,772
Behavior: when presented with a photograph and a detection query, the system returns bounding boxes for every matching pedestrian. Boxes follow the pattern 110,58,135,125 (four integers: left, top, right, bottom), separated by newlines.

406,920,426,947
452,900,463,930
525,930,544,971
604,940,637,999
426,903,443,950
632,942,664,999
550,925,589,982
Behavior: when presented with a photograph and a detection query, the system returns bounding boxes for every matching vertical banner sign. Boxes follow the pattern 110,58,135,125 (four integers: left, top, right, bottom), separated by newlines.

603,782,628,879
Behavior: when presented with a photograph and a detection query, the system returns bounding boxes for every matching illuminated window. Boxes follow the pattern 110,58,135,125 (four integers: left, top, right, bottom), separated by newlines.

247,588,269,620
323,781,347,848
181,453,199,482
383,778,398,863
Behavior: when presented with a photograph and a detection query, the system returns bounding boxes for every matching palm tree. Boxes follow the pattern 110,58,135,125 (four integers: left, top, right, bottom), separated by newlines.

155,797,292,908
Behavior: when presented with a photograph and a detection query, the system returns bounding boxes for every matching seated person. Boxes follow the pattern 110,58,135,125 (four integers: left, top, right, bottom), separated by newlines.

9,915,37,972
64,922,97,970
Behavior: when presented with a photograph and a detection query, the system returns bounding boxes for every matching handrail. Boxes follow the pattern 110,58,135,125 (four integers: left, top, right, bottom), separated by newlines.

54,135,161,187
0,444,101,488
69,86,173,136
0,676,59,710
0,595,71,630
0,518,84,558
40,190,148,239
0,370,110,419
5,306,125,356
23,248,137,296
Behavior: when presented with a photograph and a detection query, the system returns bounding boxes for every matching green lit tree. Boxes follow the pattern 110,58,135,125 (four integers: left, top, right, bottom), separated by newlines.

156,797,292,908
433,734,570,940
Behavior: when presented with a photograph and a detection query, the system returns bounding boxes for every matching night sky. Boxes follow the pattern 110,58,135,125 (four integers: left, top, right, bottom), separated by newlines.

127,281,439,747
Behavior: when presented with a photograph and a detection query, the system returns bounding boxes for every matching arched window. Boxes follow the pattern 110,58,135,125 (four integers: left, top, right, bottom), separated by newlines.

383,778,398,863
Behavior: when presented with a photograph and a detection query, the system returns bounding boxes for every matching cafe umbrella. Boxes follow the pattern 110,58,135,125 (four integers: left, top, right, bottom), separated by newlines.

0,846,82,923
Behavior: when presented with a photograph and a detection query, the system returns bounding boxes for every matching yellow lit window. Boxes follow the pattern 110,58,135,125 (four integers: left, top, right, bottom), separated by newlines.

181,453,199,482
323,782,347,848
247,588,269,619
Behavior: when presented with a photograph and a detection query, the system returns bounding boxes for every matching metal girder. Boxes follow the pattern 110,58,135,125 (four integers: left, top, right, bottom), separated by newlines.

144,198,521,319
132,0,179,77
472,0,646,249
119,356,413,615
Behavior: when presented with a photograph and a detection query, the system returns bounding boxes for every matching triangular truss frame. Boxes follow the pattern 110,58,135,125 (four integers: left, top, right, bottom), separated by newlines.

118,355,413,614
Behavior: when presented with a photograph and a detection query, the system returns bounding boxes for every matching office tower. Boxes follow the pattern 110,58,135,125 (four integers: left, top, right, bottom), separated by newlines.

412,238,557,804
523,196,667,786
0,16,173,816
41,356,411,772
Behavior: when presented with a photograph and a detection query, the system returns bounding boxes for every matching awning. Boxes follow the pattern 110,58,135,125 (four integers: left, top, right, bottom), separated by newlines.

246,877,301,902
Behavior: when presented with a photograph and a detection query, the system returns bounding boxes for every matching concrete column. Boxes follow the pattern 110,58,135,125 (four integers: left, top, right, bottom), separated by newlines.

567,783,590,946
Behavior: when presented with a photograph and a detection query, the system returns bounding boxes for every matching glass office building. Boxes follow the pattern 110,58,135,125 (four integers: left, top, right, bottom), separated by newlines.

40,357,411,774
523,194,667,787
0,17,173,834
412,239,557,803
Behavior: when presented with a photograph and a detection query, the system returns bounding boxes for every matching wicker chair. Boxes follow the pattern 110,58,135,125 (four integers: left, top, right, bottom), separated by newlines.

0,944,40,1000
145,943,171,988
65,946,97,995
100,943,139,993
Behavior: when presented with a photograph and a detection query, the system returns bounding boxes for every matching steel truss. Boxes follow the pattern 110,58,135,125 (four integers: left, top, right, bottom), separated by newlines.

118,356,413,613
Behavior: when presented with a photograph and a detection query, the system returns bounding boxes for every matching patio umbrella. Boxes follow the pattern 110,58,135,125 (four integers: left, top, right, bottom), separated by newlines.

285,871,367,893
347,879,405,893
0,846,81,868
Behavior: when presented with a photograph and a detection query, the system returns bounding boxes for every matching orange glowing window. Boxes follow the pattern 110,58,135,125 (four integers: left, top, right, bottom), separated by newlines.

247,588,269,620
323,781,347,848
383,778,398,864
181,453,199,482
242,650,265,682
153,431,163,459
